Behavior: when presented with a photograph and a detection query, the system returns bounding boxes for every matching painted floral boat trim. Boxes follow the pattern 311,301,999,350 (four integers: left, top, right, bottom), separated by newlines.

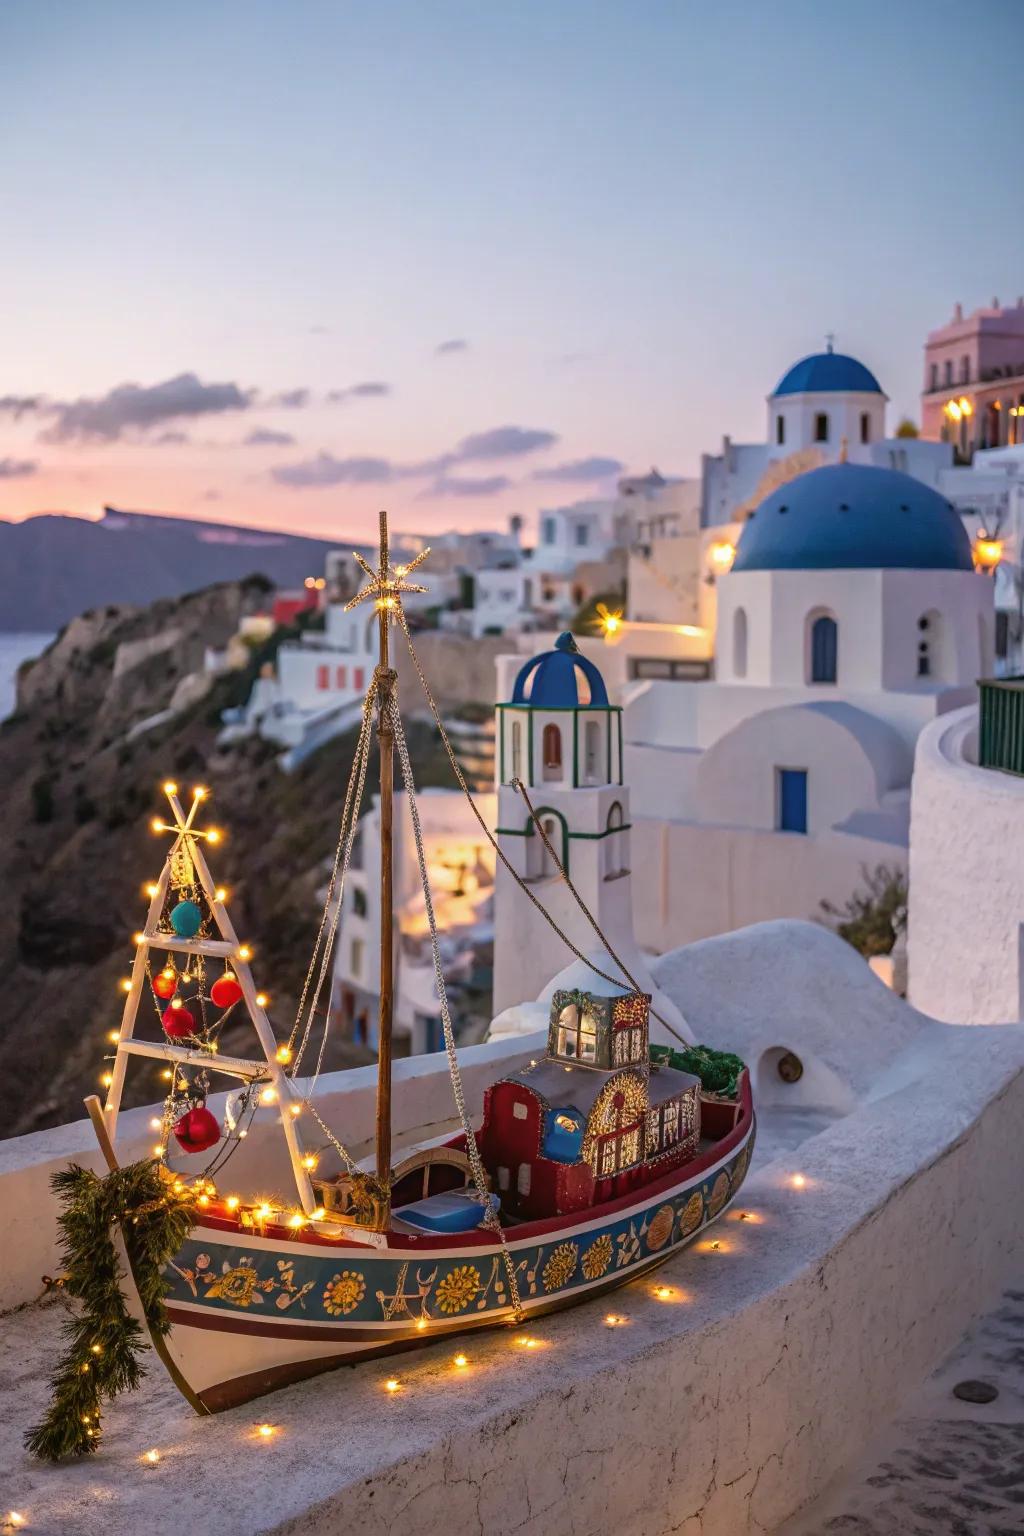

164,1137,752,1327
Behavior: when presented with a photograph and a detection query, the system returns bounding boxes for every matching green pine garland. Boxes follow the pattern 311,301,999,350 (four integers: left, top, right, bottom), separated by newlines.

25,1160,195,1462
650,1043,746,1100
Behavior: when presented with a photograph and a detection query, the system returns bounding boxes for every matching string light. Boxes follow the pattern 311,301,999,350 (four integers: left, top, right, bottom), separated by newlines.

791,1173,807,1189
162,781,178,796
214,888,227,903
260,1087,277,1105
453,1353,468,1369
384,1377,401,1393
255,993,269,1008
193,786,207,801
161,1068,173,1081
206,828,222,845
108,1029,121,1044
225,1196,240,1211
119,978,132,993
256,1203,272,1220
287,1213,306,1229
133,932,146,945
144,883,160,898
237,945,252,962
415,1316,428,1332
142,1448,161,1465
151,818,166,834
276,1045,292,1064
149,1117,162,1129
161,966,175,980
100,1072,113,1088
170,996,183,1010
515,1335,541,1349
301,1154,318,1171
311,1206,325,1220
152,1143,164,1157
604,1313,628,1327
288,1103,302,1118
255,1423,276,1440
653,1285,676,1301
8,1514,26,1528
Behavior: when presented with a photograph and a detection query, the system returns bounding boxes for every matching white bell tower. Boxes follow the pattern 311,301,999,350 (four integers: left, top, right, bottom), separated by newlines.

492,633,634,1014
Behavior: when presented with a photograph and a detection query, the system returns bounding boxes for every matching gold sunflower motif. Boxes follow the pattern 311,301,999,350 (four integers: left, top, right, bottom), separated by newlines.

581,1233,613,1281
206,1263,260,1306
678,1191,704,1238
645,1204,675,1252
730,1146,750,1189
322,1270,366,1316
542,1242,578,1292
435,1264,481,1315
707,1171,730,1218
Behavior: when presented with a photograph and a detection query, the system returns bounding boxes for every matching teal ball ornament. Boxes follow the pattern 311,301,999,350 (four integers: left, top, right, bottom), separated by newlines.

170,900,203,938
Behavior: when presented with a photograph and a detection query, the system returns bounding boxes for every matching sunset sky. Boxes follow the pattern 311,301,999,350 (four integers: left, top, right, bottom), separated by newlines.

2,0,1022,541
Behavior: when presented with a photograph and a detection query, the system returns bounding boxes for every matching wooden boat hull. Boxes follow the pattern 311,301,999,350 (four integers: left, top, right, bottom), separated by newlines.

143,1111,755,1411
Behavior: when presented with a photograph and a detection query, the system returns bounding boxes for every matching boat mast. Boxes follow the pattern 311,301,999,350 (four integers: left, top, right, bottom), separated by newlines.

374,508,395,1190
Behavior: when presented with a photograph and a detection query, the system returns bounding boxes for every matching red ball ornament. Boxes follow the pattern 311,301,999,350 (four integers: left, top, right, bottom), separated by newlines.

210,974,243,1008
162,1002,195,1039
172,1105,221,1154
153,970,177,1001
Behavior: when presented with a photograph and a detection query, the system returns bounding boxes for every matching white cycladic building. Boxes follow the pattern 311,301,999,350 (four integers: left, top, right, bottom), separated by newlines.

331,788,497,1057
907,700,1024,1024
490,631,687,1035
617,459,994,950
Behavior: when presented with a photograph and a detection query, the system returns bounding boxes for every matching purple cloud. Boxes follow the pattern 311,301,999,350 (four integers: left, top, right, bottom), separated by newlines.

532,456,624,482
244,428,296,447
422,473,512,498
40,373,254,443
271,388,311,410
0,395,44,420
271,453,396,488
0,456,38,478
327,381,392,404
455,425,558,460
435,338,469,355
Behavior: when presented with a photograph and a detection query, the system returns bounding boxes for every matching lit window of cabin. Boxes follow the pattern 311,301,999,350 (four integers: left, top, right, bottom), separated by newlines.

662,1100,679,1146
557,1002,597,1062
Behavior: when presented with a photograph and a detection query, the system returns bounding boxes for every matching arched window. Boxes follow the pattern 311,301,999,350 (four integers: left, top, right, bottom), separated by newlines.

584,718,601,782
526,809,566,881
808,613,838,684
510,719,523,781
603,800,628,880
542,723,563,782
814,412,830,443
776,414,785,446
733,607,748,679
860,412,871,444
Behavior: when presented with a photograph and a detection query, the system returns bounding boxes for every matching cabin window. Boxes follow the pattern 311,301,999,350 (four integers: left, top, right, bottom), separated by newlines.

542,723,562,781
316,664,330,690
662,1100,680,1146
497,1166,510,1191
600,1139,616,1176
646,1109,660,1151
510,719,523,781
603,800,628,880
808,612,838,684
860,412,870,444
512,1100,528,1120
517,1163,532,1196
557,1002,597,1063
814,412,829,443
620,1127,640,1166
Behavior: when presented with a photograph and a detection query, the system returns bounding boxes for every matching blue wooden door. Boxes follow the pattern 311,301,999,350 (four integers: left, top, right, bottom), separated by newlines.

778,769,808,833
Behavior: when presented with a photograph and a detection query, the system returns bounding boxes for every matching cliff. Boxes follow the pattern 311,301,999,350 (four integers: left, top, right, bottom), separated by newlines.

0,580,457,1135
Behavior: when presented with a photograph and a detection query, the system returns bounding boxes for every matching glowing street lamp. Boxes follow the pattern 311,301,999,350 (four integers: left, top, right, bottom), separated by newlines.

973,533,1004,575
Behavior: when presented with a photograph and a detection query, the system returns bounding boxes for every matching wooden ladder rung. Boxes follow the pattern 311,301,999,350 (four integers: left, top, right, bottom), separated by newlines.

117,1037,268,1079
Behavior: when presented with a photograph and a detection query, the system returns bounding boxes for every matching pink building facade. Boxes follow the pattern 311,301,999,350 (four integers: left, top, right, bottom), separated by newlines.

921,298,1024,455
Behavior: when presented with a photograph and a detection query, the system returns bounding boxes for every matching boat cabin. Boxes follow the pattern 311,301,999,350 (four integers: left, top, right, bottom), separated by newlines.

479,987,701,1219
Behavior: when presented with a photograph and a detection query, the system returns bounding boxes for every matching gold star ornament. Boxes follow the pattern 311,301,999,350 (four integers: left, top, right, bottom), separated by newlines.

344,510,430,616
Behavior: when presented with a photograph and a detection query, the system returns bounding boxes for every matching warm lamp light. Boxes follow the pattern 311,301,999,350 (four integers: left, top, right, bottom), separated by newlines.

973,534,1004,574
708,539,736,573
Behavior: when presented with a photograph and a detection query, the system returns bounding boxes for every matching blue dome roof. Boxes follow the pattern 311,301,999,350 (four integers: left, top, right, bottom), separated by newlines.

773,351,883,397
511,632,610,708
731,463,974,573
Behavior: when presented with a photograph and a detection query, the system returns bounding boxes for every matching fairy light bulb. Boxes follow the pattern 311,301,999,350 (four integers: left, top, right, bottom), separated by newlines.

161,966,175,980
144,883,160,898
214,888,227,903
792,1173,806,1189
256,1423,275,1439
100,1072,113,1088
301,1154,318,1171
108,1028,121,1044
453,1353,468,1369
276,1045,292,1065
193,785,207,801
170,996,183,1010
206,828,222,845
161,1068,173,1081
257,1203,272,1220
143,1447,161,1464
237,945,252,962
162,781,178,796
287,1212,305,1229
226,1195,240,1211
119,978,132,993
149,1116,161,1130
255,993,269,1008
415,1315,428,1332
260,1087,277,1105
151,817,164,834
384,1377,400,1393
133,932,146,945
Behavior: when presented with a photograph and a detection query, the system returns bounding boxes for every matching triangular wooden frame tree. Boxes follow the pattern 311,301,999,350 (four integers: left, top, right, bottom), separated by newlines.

103,783,317,1213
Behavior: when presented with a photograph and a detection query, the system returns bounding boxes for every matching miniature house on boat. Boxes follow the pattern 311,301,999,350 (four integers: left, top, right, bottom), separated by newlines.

479,986,702,1219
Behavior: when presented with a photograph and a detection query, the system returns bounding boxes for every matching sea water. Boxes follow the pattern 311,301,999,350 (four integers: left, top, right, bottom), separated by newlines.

0,633,54,720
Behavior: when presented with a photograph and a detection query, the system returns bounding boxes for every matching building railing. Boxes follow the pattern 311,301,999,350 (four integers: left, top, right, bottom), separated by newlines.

979,676,1024,776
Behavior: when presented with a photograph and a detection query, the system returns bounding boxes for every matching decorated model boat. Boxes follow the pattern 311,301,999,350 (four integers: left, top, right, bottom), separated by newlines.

30,512,753,1454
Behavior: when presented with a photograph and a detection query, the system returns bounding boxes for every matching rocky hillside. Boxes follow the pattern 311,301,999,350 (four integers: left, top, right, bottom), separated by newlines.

0,581,457,1136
